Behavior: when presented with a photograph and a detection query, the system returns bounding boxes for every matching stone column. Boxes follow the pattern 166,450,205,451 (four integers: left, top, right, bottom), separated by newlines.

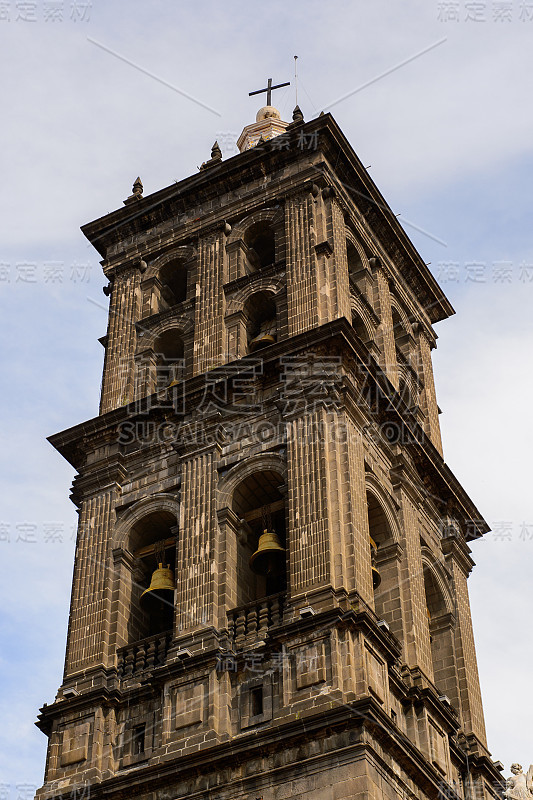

193,226,227,375
414,325,443,456
285,403,374,608
175,446,222,634
285,190,320,336
320,189,352,323
133,348,157,402
395,479,434,678
442,535,488,746
371,259,398,389
100,260,144,414
64,486,118,677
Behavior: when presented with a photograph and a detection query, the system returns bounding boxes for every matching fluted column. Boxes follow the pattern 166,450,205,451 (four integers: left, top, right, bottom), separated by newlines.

285,403,374,607
415,326,443,455
100,260,144,414
64,487,117,676
322,191,352,323
285,190,320,336
175,447,221,633
193,227,226,375
372,259,398,389
396,485,434,678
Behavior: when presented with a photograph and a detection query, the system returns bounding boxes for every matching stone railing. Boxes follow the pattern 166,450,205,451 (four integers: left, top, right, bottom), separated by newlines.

227,593,285,650
117,631,171,679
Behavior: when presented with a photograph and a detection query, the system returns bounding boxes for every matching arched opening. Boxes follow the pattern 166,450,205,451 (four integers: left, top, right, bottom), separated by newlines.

351,309,370,346
127,510,177,643
244,222,276,272
159,260,188,308
367,491,403,642
244,291,277,353
231,470,287,605
392,308,411,362
398,377,417,410
424,566,458,705
153,329,185,388
347,240,363,279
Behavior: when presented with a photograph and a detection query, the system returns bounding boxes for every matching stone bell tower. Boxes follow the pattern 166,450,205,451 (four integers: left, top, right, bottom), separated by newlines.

36,93,503,800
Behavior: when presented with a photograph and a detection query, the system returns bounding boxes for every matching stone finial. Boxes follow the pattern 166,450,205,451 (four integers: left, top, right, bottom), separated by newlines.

124,176,144,205
292,105,304,123
200,141,223,171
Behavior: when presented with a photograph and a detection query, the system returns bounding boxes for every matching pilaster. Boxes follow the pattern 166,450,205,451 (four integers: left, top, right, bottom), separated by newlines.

175,446,221,634
285,190,320,335
372,259,398,389
63,486,118,677
193,227,226,374
100,260,144,414
416,326,443,456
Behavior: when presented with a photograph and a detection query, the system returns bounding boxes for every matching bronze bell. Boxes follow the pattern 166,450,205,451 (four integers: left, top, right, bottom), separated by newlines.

249,319,277,351
140,563,175,608
249,529,285,576
369,535,382,590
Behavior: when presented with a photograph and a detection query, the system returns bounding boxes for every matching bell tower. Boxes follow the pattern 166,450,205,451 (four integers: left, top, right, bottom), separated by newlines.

36,98,503,800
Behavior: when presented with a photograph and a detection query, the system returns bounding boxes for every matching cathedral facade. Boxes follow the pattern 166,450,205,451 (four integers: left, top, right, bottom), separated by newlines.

36,103,503,800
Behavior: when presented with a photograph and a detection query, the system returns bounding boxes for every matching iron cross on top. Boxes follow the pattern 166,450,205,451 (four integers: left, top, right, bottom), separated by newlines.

249,77,290,106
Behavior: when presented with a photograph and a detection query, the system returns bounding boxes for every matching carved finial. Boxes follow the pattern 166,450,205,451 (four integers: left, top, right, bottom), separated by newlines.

124,176,144,205
292,105,304,123
200,141,223,170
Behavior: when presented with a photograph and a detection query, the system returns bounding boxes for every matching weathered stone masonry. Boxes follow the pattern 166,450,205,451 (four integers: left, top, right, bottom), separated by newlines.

36,108,503,800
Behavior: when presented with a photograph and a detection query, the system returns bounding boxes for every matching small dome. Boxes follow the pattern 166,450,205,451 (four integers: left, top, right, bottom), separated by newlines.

256,105,281,122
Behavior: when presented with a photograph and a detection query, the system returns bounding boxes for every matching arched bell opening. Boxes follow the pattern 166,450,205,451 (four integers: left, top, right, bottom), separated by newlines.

244,291,278,353
347,240,363,279
127,510,177,643
244,221,276,272
351,310,371,347
231,470,287,605
423,565,458,705
392,308,411,363
153,329,185,389
398,377,417,411
366,491,402,639
158,259,188,309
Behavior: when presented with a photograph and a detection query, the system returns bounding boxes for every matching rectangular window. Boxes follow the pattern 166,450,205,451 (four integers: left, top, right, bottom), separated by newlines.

132,724,145,755
250,687,263,718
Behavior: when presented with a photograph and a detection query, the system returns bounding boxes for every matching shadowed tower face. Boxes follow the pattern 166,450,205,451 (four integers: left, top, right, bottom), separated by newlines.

36,103,502,800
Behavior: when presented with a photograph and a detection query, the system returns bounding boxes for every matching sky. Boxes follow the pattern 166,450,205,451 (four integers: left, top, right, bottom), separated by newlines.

1,0,532,792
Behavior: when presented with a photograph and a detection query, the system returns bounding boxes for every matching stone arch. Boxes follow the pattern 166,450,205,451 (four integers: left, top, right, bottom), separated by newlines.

226,276,285,316
111,493,180,647
390,299,414,362
217,452,287,512
226,208,285,281
113,493,180,552
142,245,197,283
421,550,458,705
345,227,370,270
364,476,401,545
421,549,454,618
350,295,375,344
364,479,404,641
226,208,284,248
138,315,194,354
